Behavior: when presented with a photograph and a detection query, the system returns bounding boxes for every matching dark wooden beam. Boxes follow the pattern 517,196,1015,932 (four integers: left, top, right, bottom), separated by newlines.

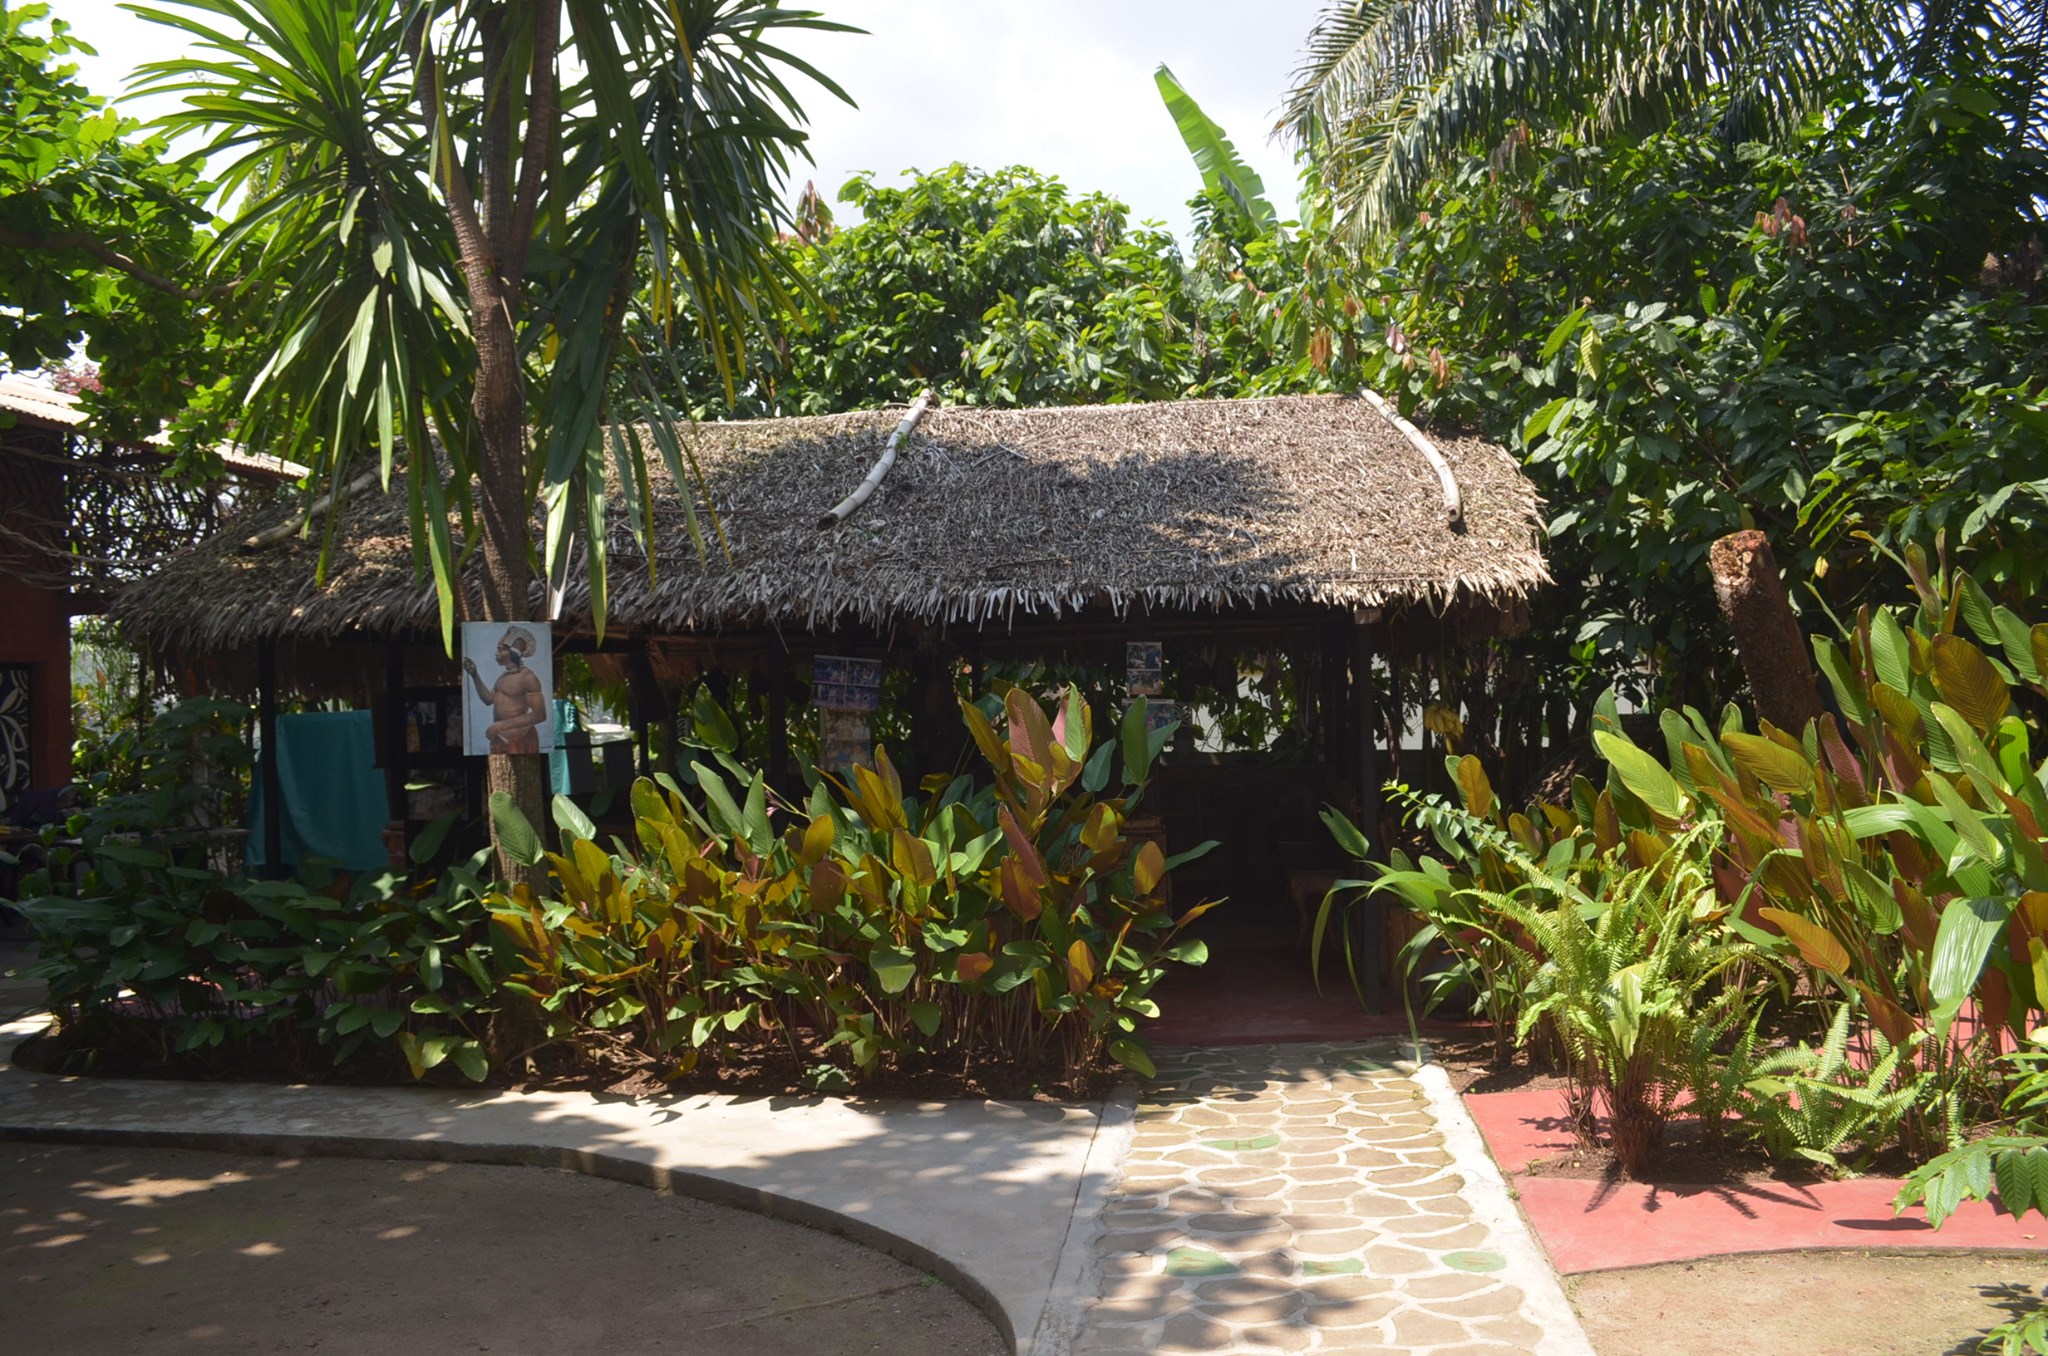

1352,615,1385,1009
767,643,790,788
257,637,284,878
382,641,408,829
627,644,661,779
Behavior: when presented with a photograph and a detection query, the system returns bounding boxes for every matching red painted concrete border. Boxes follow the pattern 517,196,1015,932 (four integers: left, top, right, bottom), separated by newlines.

1466,1085,2048,1274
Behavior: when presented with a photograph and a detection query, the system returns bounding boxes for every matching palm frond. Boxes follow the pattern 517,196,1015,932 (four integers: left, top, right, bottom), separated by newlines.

1284,0,2037,240
129,0,854,639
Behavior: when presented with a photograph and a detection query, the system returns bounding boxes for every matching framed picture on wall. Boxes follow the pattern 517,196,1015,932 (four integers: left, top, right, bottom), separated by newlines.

460,622,555,756
402,686,464,759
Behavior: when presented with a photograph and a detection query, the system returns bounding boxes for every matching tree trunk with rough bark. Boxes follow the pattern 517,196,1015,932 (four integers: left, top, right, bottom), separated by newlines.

435,4,559,1066
1708,530,1824,735
439,3,556,893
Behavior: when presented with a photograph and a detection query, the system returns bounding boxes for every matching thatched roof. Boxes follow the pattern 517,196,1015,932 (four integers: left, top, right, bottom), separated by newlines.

115,394,1546,650
0,375,307,481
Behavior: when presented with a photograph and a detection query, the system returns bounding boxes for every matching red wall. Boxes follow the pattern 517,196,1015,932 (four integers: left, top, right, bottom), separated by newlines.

0,443,73,791
0,575,72,790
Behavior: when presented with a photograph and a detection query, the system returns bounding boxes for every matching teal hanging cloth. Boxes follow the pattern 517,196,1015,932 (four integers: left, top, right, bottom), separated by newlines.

549,699,578,796
247,712,391,872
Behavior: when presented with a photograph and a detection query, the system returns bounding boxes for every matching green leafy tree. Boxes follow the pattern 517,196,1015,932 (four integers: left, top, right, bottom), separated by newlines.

1282,0,2048,238
127,0,851,869
0,3,216,440
644,159,1402,421
655,163,1214,417
1282,61,2048,726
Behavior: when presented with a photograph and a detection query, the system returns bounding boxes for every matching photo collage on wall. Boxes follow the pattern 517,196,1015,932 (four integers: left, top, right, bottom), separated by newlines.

814,655,883,776
1126,641,1176,733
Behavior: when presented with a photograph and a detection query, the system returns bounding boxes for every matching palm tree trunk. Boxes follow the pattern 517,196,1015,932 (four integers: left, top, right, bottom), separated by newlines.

473,307,551,889
460,5,551,890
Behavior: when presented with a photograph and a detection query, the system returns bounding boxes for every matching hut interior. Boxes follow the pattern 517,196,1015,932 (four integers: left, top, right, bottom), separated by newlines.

115,393,1548,1029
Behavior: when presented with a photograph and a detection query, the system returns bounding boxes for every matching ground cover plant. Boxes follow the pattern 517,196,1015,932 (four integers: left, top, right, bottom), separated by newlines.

1322,547,2048,1180
1895,1031,2048,1354
8,687,1216,1095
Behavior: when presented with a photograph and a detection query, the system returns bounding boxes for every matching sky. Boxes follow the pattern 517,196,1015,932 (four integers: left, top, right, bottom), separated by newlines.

58,0,1331,243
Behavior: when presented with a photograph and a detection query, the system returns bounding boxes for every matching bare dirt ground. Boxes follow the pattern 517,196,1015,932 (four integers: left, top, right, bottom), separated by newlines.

0,1142,1005,1356
1568,1250,2048,1356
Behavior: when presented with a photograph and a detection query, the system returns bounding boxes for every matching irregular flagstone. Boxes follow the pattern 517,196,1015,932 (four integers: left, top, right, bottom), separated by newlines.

1066,1041,1595,1356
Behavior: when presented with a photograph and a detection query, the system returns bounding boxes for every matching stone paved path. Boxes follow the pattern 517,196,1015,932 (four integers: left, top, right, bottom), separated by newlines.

1070,1042,1590,1356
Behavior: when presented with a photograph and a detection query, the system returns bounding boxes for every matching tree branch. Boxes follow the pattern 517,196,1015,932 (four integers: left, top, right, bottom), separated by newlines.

0,225,228,300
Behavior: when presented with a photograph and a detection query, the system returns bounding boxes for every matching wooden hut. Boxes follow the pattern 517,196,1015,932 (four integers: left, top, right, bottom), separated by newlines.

0,375,298,810
114,393,1546,983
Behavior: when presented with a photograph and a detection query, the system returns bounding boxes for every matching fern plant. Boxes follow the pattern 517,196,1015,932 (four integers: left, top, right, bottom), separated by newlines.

1486,823,1774,1178
1739,1004,1928,1175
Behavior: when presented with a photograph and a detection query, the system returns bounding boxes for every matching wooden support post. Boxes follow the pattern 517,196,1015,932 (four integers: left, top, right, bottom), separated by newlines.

627,646,662,779
257,638,284,878
382,643,407,824
1320,615,1349,778
950,631,983,774
767,645,790,788
1352,616,1386,1009
912,637,960,784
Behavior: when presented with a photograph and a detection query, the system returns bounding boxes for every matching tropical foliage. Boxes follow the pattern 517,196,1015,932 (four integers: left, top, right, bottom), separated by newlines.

1324,552,2048,1176
123,0,851,647
487,685,1214,1084
0,4,215,442
1283,0,2048,239
641,158,1386,421
657,164,1207,417
11,688,1217,1090
1279,79,2042,717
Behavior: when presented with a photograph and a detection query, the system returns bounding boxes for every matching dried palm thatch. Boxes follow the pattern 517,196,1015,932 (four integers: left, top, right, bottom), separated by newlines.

114,393,1546,651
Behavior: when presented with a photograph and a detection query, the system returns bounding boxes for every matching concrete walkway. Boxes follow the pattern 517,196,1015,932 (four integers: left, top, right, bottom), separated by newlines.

3,1140,1007,1355
0,1004,1592,1356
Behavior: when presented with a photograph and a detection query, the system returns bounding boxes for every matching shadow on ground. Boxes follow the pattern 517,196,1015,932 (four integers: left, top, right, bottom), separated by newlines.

0,1141,1005,1356
1567,1250,2046,1356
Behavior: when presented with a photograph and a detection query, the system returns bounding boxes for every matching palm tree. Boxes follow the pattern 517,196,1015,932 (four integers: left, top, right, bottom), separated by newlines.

132,0,851,869
1282,0,2048,240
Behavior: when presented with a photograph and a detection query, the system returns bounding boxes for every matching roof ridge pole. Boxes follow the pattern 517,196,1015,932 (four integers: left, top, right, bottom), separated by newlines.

1357,388,1463,530
815,389,935,529
240,466,381,551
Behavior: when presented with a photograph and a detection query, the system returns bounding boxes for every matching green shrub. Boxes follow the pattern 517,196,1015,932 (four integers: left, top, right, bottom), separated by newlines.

16,846,498,1081
485,686,1220,1085
1326,548,2048,1172
1738,1005,1927,1174
14,685,1222,1093
1588,547,2047,1152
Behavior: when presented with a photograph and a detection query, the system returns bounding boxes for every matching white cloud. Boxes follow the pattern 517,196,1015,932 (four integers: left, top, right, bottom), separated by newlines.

56,0,1329,241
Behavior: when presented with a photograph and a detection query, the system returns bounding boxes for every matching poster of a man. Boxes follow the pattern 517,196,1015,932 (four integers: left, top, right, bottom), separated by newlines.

461,622,554,756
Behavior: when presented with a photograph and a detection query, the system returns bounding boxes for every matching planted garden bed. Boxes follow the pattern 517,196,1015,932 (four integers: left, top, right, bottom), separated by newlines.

7,687,1218,1103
